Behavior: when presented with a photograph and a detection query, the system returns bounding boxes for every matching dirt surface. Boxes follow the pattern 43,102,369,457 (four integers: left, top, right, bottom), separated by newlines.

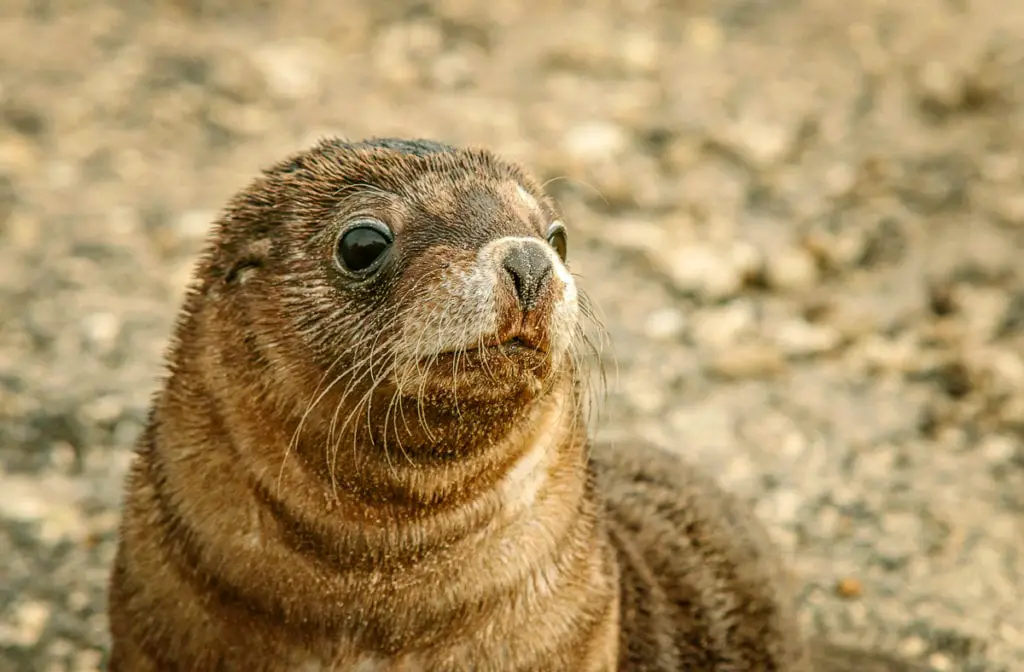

1,1,1023,670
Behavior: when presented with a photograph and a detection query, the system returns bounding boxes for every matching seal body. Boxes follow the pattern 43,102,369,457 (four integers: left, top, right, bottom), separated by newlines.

108,137,822,671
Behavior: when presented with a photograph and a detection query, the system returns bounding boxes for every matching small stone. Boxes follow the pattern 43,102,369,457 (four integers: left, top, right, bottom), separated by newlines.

250,41,326,101
82,394,126,425
764,247,819,292
996,192,1024,226
980,435,1018,464
956,287,1011,342
48,637,75,662
206,101,273,138
621,377,665,414
561,121,628,164
685,17,723,53
600,219,670,254
706,343,785,379
82,312,121,350
619,31,660,74
659,242,745,301
691,301,756,349
898,635,929,658
855,334,922,374
46,161,79,189
48,441,77,472
720,116,794,168
762,488,803,525
67,590,90,612
644,308,686,341
927,653,954,671
857,445,896,480
10,600,50,647
0,478,52,520
835,576,863,599
208,50,268,104
823,162,857,198
728,240,762,281
176,209,215,242
73,650,104,672
431,49,478,90
882,512,923,541
0,132,40,172
802,227,868,271
772,319,842,357
915,60,962,110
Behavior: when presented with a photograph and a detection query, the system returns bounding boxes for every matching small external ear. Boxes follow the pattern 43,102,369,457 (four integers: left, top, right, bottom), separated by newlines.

224,238,272,286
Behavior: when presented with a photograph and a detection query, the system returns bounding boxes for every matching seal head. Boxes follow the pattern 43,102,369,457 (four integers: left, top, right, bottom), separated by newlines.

196,137,586,483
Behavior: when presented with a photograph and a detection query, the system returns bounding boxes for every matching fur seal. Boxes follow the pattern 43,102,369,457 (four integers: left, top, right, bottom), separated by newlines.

107,137,923,671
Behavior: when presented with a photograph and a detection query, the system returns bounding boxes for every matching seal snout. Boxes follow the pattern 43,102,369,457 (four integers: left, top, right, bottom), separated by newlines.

501,241,554,313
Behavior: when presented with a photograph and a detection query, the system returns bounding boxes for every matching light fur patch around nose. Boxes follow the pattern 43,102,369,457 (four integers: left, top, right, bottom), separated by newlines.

395,235,579,365
481,235,577,305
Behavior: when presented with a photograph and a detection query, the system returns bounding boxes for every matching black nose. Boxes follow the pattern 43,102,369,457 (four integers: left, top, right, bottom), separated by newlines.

502,242,554,312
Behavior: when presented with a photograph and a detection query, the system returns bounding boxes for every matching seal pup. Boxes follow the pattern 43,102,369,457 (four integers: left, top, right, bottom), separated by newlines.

107,137,922,671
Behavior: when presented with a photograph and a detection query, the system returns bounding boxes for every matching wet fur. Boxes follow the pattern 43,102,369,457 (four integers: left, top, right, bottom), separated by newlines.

107,138,922,671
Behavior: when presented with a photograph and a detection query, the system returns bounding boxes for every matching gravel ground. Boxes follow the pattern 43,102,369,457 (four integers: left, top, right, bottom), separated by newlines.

2,1,1023,671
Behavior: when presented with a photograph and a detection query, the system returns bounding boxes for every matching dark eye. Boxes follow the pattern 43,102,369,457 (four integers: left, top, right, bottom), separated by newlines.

336,220,393,274
546,222,567,261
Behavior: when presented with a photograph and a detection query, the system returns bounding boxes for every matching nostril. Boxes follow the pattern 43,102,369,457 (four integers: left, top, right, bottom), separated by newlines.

502,242,553,312
505,261,525,298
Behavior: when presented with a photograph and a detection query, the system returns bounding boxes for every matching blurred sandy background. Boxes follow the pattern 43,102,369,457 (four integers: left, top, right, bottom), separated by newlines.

1,1,1023,670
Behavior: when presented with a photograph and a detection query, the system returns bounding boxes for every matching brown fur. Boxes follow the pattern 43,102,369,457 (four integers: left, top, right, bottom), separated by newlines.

107,138,922,671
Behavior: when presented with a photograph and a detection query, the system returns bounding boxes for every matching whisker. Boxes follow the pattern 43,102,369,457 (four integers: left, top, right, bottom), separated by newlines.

539,175,609,207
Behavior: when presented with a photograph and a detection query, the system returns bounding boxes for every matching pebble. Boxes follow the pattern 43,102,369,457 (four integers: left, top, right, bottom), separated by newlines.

854,334,923,374
73,649,104,672
622,377,665,414
758,488,803,525
706,343,785,379
927,652,955,671
619,31,660,74
431,49,478,89
898,635,929,658
599,219,670,254
764,247,819,292
823,161,858,198
718,116,794,168
656,242,748,301
690,300,756,349
915,59,963,110
176,209,216,242
771,319,843,357
684,17,723,53
250,41,326,101
46,161,79,189
643,307,686,341
956,286,1011,342
561,121,628,164
995,191,1024,226
6,600,50,647
82,312,121,351
1,477,57,521
980,435,1018,464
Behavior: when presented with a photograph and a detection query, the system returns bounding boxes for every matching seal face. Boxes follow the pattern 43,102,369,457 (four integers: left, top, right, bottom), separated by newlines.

215,137,590,460
211,138,587,467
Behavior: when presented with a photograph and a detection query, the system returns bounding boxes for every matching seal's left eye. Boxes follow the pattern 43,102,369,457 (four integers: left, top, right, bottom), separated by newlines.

546,222,567,262
336,220,393,274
